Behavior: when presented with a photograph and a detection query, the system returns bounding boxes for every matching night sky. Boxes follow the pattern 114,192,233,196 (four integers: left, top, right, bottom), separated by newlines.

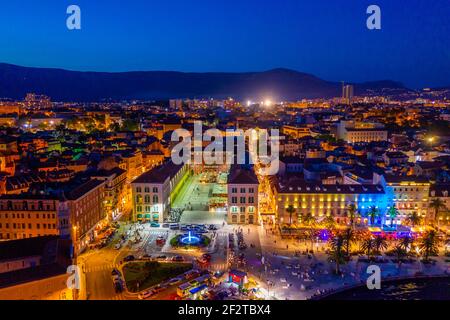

0,0,449,88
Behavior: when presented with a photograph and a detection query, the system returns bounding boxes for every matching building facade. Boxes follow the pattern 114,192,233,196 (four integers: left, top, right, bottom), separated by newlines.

227,166,259,225
131,161,189,223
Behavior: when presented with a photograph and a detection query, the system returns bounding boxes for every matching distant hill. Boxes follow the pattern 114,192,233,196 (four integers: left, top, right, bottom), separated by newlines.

0,63,412,102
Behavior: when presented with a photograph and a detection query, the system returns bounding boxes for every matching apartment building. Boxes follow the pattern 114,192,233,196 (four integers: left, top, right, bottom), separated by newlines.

0,196,60,240
382,176,430,225
92,167,127,221
131,161,189,223
271,177,387,226
227,166,259,225
65,179,107,254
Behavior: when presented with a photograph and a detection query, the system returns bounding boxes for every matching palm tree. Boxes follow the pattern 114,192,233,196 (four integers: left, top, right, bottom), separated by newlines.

322,215,336,230
286,205,296,226
399,236,414,254
388,206,399,228
347,204,357,229
393,244,406,269
361,238,375,260
405,212,422,228
302,213,317,250
419,230,440,262
374,235,388,254
368,206,378,226
342,228,355,257
329,235,346,274
429,198,447,227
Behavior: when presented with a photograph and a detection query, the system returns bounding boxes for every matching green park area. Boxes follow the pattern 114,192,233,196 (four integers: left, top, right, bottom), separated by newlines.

123,261,192,292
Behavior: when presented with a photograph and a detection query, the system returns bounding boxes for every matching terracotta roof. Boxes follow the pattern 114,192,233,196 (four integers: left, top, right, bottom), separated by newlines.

227,166,258,185
132,161,183,184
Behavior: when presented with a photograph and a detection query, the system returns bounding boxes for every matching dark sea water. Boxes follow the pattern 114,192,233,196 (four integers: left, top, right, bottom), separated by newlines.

321,277,450,300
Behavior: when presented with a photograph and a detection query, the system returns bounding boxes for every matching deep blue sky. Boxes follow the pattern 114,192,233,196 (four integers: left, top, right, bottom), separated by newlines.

0,0,449,88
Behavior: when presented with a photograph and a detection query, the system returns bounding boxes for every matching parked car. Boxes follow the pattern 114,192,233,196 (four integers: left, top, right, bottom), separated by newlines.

124,255,135,262
138,289,156,300
162,223,170,228
152,285,165,293
150,222,160,228
171,255,184,262
168,277,183,285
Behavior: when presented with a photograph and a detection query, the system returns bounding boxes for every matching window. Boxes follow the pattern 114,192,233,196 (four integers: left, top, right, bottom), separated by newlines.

240,207,245,213
144,187,150,193
232,188,237,193
231,197,237,204
240,197,246,204
152,187,158,193
231,207,238,213
136,187,142,193
249,188,254,193
144,195,150,203
152,195,159,204
240,188,246,193
248,206,255,213
248,197,254,204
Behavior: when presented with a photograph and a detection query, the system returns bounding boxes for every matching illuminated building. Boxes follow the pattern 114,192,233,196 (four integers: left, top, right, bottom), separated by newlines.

0,196,60,240
382,176,430,225
227,165,259,225
334,120,388,143
92,168,127,221
131,161,189,223
272,179,387,225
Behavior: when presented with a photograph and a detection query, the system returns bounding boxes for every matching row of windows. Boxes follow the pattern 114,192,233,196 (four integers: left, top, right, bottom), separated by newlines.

231,197,255,204
230,215,253,223
0,202,55,211
135,205,159,213
0,233,53,240
230,187,255,194
230,206,255,213
0,223,56,230
393,188,424,192
0,213,56,219
135,187,159,193
135,195,159,204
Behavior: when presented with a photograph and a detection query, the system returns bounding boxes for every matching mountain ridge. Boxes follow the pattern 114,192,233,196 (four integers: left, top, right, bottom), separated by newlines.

0,63,413,102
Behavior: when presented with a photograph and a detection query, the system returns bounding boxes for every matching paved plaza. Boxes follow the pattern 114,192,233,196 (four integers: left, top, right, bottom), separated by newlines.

173,173,227,225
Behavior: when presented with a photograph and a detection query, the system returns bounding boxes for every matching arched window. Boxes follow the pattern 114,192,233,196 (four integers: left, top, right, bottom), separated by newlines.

152,195,159,204
144,195,150,203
